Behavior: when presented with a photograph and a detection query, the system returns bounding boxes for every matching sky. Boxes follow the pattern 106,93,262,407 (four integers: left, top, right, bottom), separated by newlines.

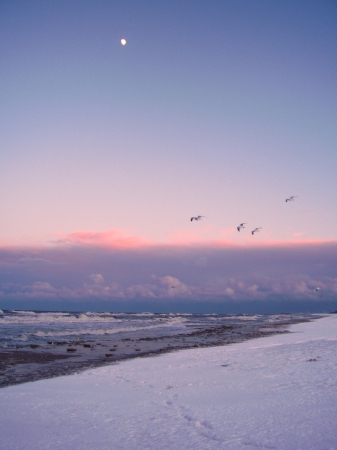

1,0,337,312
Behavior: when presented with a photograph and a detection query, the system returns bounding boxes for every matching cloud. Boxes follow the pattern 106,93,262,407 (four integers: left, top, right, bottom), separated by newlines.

1,229,337,305
56,229,151,249
31,281,56,292
1,273,336,303
17,257,54,265
125,284,158,299
158,275,192,297
51,228,336,251
89,274,104,284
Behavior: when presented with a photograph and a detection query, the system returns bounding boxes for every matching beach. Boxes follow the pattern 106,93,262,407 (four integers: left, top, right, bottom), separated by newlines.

1,314,336,449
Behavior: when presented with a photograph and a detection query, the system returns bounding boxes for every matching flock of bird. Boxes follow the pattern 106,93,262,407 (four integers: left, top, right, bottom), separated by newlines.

237,223,262,235
190,196,322,292
191,196,298,236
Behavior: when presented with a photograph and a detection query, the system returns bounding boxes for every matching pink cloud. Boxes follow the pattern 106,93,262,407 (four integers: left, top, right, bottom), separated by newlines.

56,229,152,249
2,227,335,253
293,232,306,238
166,226,336,249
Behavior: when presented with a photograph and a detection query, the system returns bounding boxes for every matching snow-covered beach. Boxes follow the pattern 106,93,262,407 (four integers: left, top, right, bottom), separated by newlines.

1,314,336,450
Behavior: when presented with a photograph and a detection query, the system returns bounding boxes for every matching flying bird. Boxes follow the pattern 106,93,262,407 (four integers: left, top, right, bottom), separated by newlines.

315,287,321,292
191,216,205,222
251,227,262,235
285,196,297,202
237,223,246,232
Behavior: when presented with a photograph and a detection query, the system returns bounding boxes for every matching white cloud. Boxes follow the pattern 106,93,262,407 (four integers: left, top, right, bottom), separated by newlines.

31,282,56,293
125,284,158,298
89,274,104,284
158,276,192,297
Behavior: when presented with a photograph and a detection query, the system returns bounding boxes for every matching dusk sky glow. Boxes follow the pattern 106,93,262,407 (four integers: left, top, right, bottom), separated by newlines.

1,1,337,312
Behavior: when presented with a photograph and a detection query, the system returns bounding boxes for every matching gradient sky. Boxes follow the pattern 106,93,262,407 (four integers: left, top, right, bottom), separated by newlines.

1,1,337,311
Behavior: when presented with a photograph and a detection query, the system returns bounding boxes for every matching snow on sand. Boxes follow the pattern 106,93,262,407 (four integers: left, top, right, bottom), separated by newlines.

1,315,336,450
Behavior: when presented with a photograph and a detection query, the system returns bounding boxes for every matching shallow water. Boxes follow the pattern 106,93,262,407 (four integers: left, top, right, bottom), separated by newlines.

0,310,316,388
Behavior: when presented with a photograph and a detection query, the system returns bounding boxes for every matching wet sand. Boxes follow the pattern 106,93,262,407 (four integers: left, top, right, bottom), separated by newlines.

0,316,314,388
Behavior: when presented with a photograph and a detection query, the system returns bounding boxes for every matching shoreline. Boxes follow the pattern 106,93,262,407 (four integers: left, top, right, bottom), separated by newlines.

1,314,335,449
0,315,318,388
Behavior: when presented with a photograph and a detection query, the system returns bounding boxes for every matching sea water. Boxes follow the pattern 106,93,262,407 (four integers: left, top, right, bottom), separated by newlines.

0,309,312,349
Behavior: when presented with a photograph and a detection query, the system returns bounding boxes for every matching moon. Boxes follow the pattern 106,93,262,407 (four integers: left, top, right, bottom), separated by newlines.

121,39,127,46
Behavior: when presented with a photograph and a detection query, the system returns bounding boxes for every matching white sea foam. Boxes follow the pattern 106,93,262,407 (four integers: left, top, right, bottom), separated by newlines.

33,317,189,337
16,334,28,341
0,311,189,325
0,311,120,325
